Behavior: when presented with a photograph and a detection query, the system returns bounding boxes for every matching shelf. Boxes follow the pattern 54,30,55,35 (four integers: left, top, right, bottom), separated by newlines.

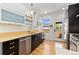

25,19,32,22
25,15,33,22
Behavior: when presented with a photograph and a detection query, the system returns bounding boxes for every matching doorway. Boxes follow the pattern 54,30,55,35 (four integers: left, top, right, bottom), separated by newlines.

54,22,62,38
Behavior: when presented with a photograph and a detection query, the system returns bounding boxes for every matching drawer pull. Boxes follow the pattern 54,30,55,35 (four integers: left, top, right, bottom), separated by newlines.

10,46,15,49
12,52,15,54
10,53,13,55
10,42,15,45
9,52,15,55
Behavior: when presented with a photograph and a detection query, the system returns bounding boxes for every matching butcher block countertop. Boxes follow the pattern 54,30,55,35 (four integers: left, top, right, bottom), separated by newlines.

0,31,42,42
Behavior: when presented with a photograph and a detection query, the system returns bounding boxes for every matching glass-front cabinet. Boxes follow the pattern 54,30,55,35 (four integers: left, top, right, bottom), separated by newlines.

0,9,25,25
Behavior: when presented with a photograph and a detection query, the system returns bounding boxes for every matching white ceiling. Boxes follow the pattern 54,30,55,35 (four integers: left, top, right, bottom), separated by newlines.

23,3,72,15
23,3,72,19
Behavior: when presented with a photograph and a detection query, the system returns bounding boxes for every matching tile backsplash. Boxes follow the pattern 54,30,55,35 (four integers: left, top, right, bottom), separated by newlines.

0,23,26,32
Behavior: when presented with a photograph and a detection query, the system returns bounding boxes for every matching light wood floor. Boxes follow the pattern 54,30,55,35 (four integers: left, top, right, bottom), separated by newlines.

31,40,67,55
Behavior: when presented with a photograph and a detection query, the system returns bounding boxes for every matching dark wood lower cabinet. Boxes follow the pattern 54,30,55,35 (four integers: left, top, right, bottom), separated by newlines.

31,33,44,52
2,39,19,55
0,33,44,55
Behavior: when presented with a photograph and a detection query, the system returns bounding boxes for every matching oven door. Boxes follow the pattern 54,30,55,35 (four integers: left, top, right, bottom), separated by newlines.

70,41,77,51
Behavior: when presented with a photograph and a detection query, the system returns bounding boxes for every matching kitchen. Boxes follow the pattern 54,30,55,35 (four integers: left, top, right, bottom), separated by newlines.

0,3,79,55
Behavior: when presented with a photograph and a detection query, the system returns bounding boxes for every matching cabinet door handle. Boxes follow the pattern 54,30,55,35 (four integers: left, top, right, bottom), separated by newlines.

10,46,15,49
10,42,15,45
9,52,15,55
12,52,15,54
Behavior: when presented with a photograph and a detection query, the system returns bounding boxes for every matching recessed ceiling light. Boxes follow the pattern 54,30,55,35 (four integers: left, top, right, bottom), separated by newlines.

44,11,48,14
31,11,34,15
62,8,65,10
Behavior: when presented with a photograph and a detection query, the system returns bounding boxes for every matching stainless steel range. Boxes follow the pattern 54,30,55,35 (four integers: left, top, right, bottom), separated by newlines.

70,34,79,52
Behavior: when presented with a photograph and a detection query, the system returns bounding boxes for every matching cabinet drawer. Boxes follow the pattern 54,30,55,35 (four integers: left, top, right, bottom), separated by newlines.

9,51,18,55
3,49,19,55
2,39,19,55
3,40,18,50
3,39,18,46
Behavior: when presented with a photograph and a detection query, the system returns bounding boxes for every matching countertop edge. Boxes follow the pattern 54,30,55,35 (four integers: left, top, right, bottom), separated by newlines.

0,31,43,43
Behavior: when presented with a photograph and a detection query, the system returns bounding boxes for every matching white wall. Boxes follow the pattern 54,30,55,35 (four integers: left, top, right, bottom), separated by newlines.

0,3,28,32
0,23,26,32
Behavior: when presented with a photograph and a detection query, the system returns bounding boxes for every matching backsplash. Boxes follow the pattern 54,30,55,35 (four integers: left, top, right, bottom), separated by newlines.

0,23,27,32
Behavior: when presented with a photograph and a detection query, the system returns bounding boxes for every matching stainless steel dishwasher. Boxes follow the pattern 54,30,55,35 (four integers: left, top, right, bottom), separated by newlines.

19,36,31,55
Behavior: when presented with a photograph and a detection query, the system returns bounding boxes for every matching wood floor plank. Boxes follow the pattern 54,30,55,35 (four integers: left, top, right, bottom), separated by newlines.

31,40,66,55
31,40,56,55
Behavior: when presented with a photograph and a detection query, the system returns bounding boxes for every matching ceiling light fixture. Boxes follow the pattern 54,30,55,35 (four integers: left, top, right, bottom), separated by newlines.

62,8,65,10
31,11,34,15
44,11,48,14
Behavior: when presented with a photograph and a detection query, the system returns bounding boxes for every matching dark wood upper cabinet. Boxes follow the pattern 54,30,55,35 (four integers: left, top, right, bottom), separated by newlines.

68,3,79,33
